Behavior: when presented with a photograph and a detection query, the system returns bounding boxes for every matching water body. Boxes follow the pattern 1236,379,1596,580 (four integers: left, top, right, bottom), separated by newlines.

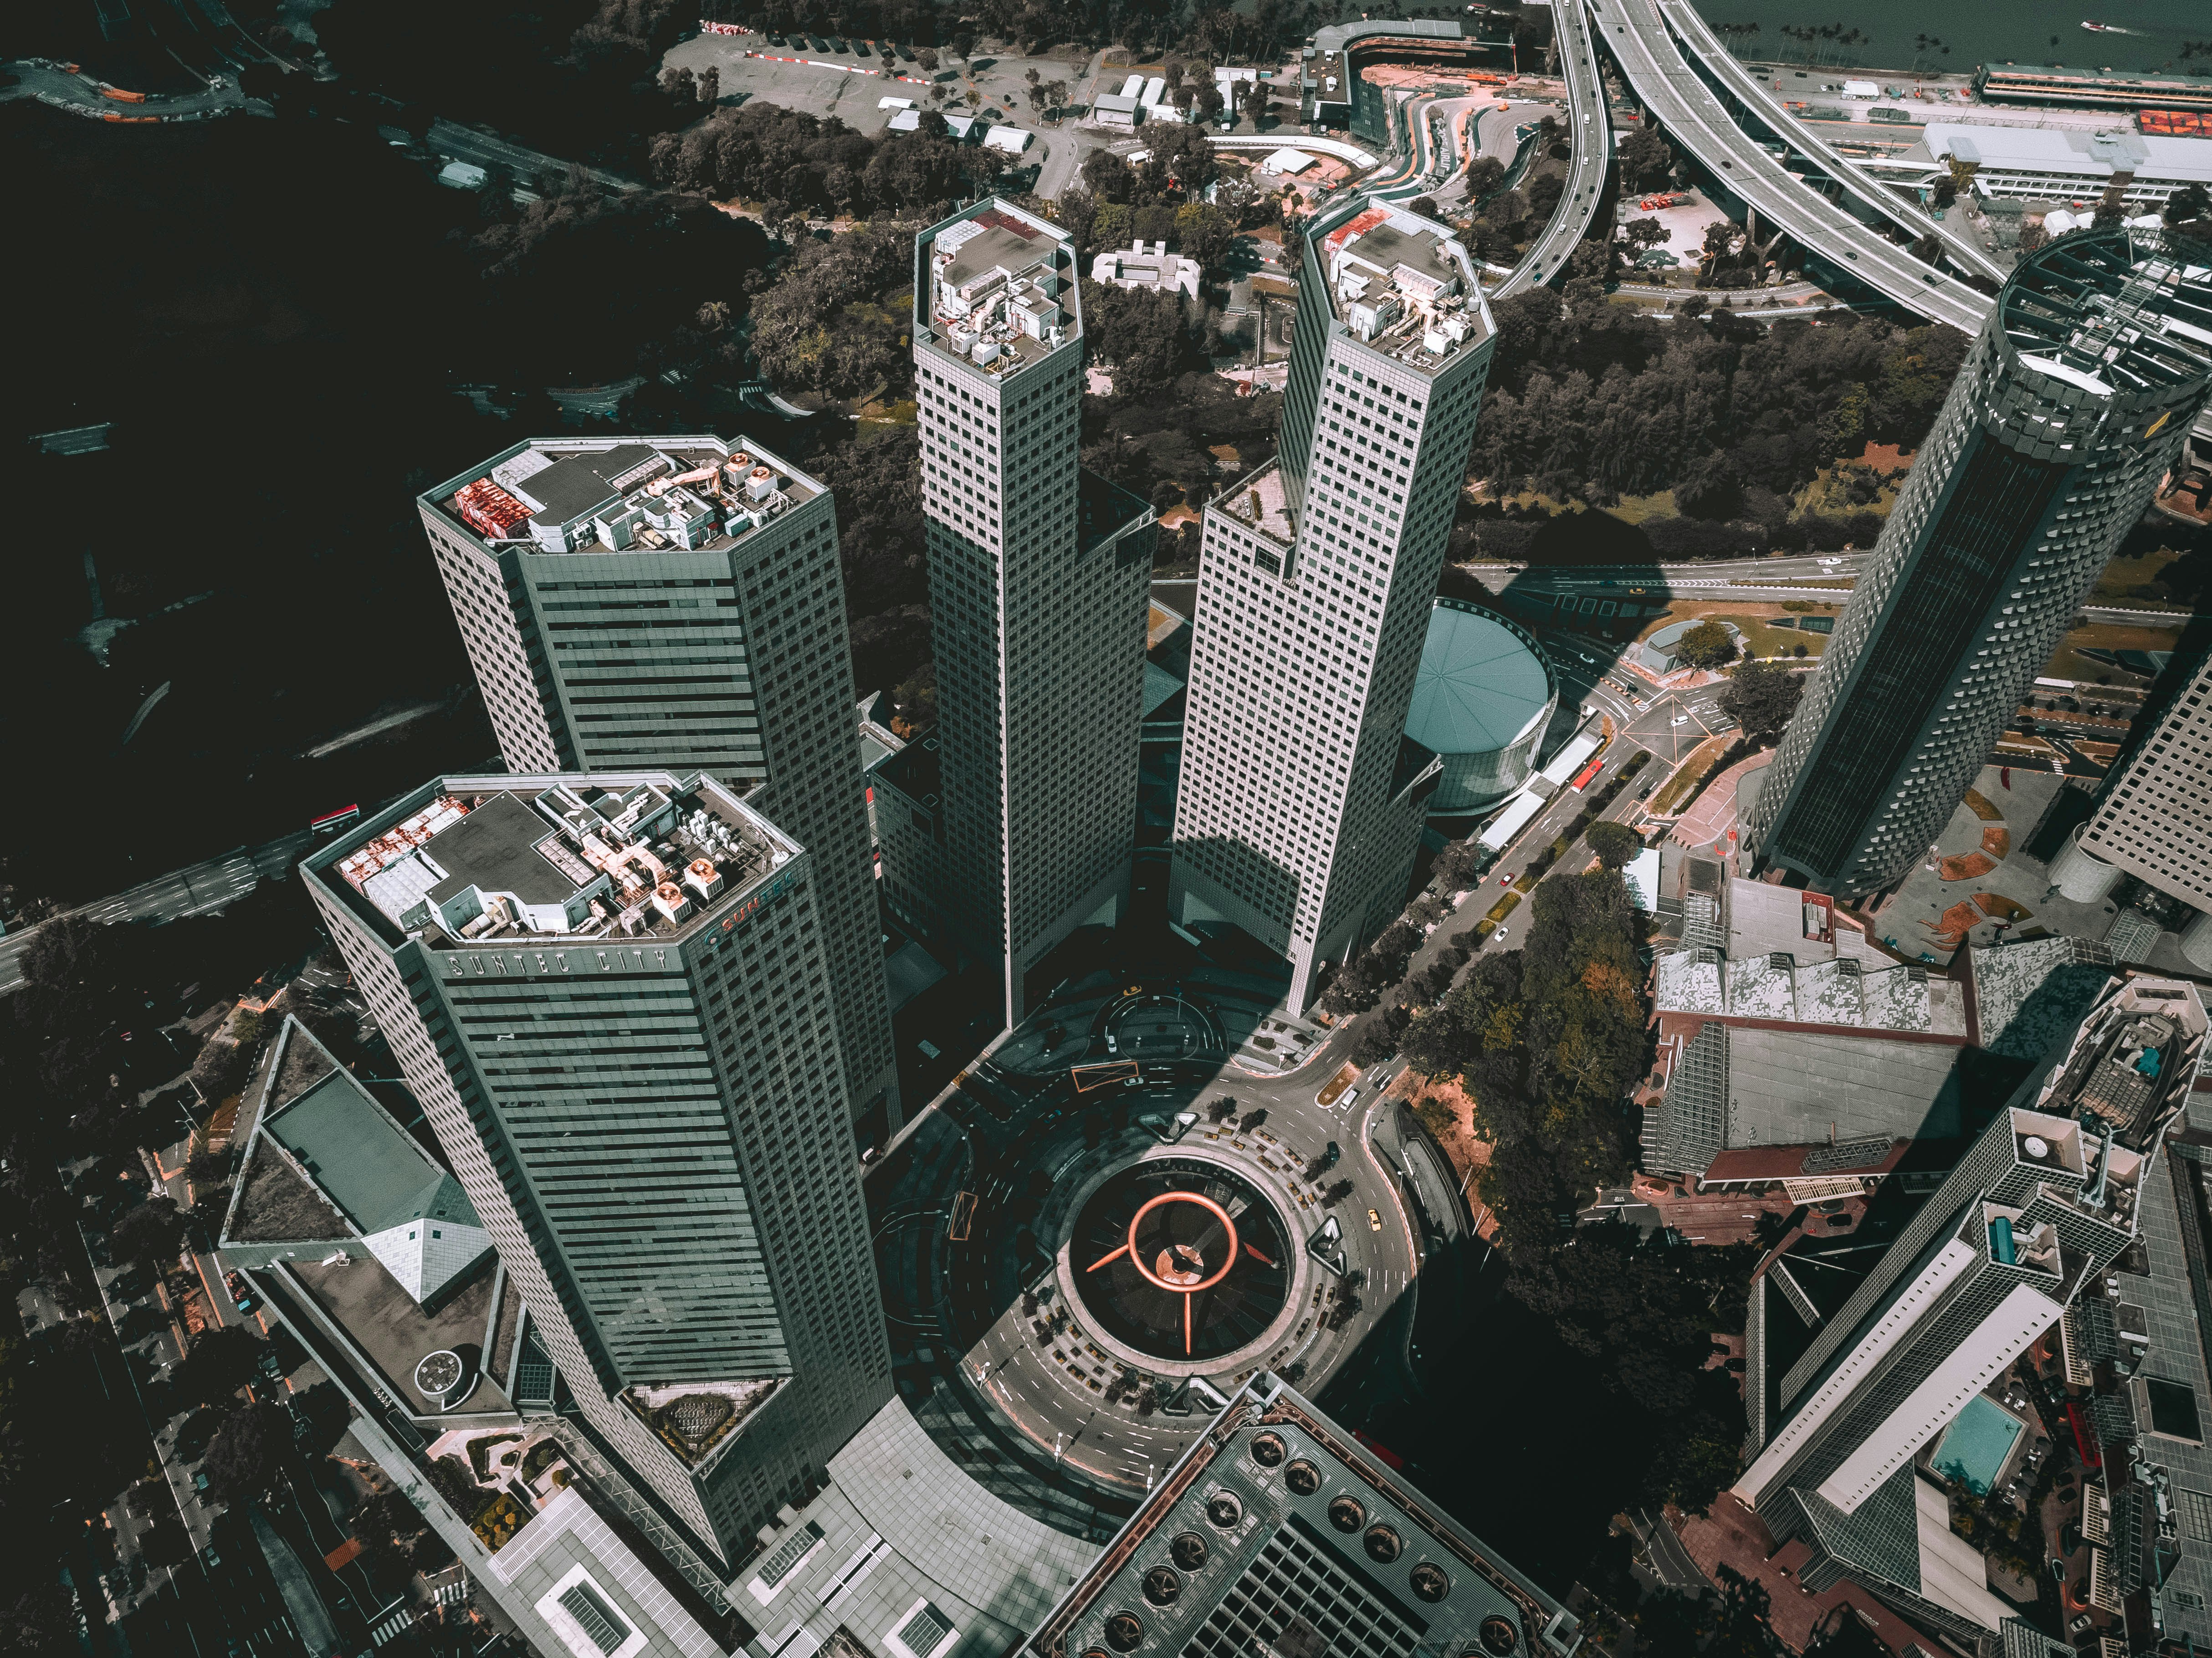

1686,0,2211,78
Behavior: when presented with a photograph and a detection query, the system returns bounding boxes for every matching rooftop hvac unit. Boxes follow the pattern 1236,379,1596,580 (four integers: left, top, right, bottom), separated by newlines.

973,339,1001,364
746,467,777,501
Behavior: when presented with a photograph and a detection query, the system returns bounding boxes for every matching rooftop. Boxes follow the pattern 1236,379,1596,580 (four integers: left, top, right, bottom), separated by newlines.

224,1018,492,1305
487,1484,741,1658
427,435,824,558
1029,1373,1578,1658
1926,123,2212,185
1312,202,1487,372
2023,974,2207,1150
875,730,942,808
1214,460,1297,549
1997,226,2212,396
315,773,796,952
1404,601,1554,758
738,1398,1099,1658
622,1378,783,1473
916,200,1081,381
1966,934,2119,1058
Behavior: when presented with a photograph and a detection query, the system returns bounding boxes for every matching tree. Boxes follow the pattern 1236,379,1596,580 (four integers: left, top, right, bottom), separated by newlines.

175,1325,265,1408
190,1033,251,1103
1622,216,1668,250
1618,126,1670,190
916,46,938,72
1675,620,1739,670
1585,820,1642,870
1174,202,1237,272
112,1197,186,1269
1464,155,1505,198
696,65,719,104
1240,78,1270,125
1716,657,1804,740
202,1402,288,1504
1674,452,1741,521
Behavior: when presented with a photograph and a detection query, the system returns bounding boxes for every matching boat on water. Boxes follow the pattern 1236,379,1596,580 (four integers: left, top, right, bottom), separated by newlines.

2081,19,2115,31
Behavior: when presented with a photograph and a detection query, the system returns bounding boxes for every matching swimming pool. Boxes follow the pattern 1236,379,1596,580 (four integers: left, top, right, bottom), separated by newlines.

1931,1394,2025,1494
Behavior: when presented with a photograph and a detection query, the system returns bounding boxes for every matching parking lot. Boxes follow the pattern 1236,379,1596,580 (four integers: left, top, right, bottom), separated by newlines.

661,31,1110,195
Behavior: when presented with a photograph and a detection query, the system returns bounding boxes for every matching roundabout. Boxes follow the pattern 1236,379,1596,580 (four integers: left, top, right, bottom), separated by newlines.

867,971,1445,1507
1061,1156,1303,1373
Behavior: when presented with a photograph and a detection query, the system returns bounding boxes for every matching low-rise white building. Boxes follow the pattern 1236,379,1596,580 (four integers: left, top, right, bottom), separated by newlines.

1090,239,1202,300
1912,123,2212,210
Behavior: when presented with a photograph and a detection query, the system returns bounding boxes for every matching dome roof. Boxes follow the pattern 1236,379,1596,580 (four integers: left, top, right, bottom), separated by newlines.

1404,601,1554,757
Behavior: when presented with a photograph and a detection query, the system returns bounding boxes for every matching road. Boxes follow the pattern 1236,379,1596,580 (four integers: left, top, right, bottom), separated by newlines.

1587,0,1994,333
1493,0,1610,300
0,829,315,993
2,56,244,117
1652,1,2005,287
871,969,1437,1499
427,117,640,192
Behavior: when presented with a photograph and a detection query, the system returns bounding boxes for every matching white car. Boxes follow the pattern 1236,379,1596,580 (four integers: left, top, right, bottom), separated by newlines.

1670,715,1690,726
1818,557,1843,566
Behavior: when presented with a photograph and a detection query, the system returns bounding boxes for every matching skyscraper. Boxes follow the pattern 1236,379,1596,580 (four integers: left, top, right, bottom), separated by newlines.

1169,199,1494,1012
912,199,1156,1025
2049,644,2212,969
1744,227,2212,896
417,435,898,1128
303,772,893,1571
1736,972,2207,1642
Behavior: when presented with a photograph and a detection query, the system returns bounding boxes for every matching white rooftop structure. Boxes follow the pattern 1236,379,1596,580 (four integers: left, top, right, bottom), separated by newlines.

1262,147,1318,174
1925,123,2212,208
1089,240,1201,301
489,1485,734,1658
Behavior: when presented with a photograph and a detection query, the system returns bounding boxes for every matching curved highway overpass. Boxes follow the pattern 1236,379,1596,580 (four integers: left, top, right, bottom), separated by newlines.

1494,0,1611,299
1657,0,2004,287
1587,0,1994,333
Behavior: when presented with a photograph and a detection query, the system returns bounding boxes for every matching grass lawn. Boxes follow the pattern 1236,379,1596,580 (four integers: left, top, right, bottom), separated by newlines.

2091,547,2195,610
2041,619,2186,683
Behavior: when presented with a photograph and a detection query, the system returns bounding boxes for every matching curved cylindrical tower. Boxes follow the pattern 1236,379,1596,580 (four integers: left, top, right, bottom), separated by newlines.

1403,601,1557,814
1742,227,2212,897
2049,823,2125,905
2181,909,2212,974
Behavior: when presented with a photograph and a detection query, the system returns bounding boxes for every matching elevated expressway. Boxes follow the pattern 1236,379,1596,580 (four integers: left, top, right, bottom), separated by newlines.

1587,0,1996,334
1493,0,1612,299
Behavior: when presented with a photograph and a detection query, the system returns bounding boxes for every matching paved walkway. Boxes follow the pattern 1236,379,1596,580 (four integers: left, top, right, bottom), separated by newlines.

1668,748,1771,854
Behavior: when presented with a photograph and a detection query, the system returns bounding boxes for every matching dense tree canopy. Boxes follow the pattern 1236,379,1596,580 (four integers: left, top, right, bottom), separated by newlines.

1718,658,1807,739
203,1402,289,1505
1472,285,1968,502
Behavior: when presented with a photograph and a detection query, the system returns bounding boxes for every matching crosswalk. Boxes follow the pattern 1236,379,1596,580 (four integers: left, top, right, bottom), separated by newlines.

369,1578,467,1645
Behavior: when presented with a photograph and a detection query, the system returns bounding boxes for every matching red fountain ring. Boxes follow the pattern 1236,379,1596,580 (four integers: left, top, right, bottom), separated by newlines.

1086,1191,1241,1354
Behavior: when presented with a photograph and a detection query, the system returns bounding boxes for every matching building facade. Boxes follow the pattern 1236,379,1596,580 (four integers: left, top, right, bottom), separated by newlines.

1169,199,1494,1012
2050,645,2212,969
1029,1371,1580,1658
1744,227,2212,897
912,200,1156,1025
1736,973,2207,1642
302,772,894,1572
417,435,898,1129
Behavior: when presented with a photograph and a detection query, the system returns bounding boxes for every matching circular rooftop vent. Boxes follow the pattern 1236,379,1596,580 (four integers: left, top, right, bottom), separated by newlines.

1410,1563,1450,1603
1106,1613,1145,1653
1171,1533,1209,1571
1479,1617,1520,1656
1285,1459,1321,1496
414,1349,471,1408
2024,1136,2050,1160
1143,1567,1183,1607
1206,1494,1243,1530
1365,1525,1403,1564
1329,1496,1366,1534
1252,1432,1286,1467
